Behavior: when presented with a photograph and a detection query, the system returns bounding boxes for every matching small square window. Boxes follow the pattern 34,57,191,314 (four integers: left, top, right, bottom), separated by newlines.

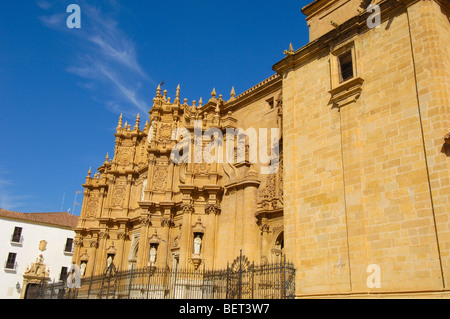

60,267,68,281
5,253,17,269
64,238,74,253
11,227,22,243
338,51,354,83
266,98,274,110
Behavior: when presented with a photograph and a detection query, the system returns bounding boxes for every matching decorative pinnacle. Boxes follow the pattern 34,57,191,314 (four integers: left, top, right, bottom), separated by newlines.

211,88,216,98
134,113,140,130
175,84,181,100
117,113,123,129
199,97,203,107
284,43,294,56
87,167,92,177
215,100,220,114
156,84,161,97
230,86,236,98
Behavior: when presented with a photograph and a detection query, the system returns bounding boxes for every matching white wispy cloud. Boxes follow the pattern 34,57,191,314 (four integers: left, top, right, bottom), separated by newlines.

0,171,35,211
36,0,52,10
37,0,153,115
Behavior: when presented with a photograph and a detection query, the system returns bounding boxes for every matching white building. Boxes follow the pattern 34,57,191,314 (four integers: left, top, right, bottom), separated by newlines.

0,208,78,299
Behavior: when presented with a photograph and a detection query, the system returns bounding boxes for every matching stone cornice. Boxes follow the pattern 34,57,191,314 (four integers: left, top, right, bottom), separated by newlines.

273,0,435,75
223,74,282,113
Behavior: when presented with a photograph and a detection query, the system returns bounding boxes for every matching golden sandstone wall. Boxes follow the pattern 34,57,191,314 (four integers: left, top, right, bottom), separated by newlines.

72,0,449,299
215,77,282,268
276,0,449,297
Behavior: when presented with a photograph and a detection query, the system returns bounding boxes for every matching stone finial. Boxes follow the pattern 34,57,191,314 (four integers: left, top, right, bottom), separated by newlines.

87,167,92,177
199,97,203,107
156,84,161,97
230,86,236,98
211,88,217,99
215,100,220,114
134,113,140,130
117,113,123,129
284,43,294,56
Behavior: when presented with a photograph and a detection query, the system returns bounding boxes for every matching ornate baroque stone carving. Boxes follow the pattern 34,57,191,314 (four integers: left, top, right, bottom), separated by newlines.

86,195,99,218
260,223,270,234
141,216,152,227
161,218,175,228
99,231,109,240
90,240,99,248
158,123,173,144
153,167,168,191
182,203,195,214
117,147,133,165
205,203,221,215
112,185,126,207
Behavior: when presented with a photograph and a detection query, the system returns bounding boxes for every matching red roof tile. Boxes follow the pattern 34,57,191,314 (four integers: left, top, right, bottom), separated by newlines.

0,208,79,229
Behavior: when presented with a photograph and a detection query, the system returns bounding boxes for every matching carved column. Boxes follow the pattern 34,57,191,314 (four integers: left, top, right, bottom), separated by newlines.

137,214,152,268
87,236,99,277
243,182,259,261
116,224,128,271
72,236,84,266
179,202,194,268
94,230,109,274
261,218,270,262
205,203,221,269
159,208,174,268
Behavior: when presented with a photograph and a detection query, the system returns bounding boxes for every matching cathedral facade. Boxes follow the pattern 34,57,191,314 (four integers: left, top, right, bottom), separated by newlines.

73,0,450,298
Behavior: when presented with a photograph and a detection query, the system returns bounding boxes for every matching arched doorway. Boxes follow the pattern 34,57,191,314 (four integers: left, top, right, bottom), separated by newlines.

271,231,284,263
23,283,41,299
128,242,139,269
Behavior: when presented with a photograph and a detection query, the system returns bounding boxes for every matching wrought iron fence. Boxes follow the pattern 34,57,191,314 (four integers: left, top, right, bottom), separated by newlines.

30,254,295,300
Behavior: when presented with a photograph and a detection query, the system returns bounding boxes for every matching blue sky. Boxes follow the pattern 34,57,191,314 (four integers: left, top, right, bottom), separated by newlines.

0,0,309,215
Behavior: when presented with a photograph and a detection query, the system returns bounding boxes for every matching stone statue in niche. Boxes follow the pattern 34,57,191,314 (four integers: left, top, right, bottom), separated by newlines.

193,235,202,255
80,262,87,276
106,255,113,269
149,246,157,264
